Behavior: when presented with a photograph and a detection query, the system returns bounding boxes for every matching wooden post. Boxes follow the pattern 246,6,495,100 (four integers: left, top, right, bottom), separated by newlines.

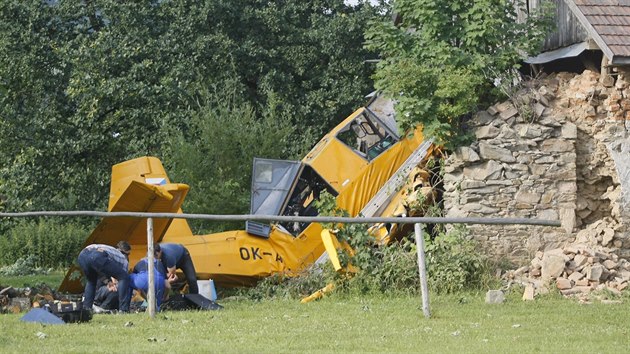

147,217,156,318
414,223,431,318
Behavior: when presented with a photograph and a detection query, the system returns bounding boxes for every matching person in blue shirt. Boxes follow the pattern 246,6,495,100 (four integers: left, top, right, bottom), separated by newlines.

77,241,131,313
156,243,199,294
129,255,170,311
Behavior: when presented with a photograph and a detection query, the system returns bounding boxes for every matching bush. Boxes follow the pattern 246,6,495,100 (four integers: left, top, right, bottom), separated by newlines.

0,255,49,276
322,192,490,295
236,265,334,301
235,191,491,300
338,240,420,296
335,226,491,296
424,225,489,294
0,218,89,269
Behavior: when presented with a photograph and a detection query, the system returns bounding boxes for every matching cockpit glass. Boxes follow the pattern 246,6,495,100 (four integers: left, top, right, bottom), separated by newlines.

250,159,302,216
336,111,400,161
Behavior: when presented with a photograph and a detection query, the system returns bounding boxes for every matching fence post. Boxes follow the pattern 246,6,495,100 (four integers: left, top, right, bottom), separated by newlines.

414,223,431,318
147,218,156,318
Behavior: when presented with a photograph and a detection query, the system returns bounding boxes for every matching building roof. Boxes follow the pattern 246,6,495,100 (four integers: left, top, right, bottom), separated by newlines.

567,0,630,64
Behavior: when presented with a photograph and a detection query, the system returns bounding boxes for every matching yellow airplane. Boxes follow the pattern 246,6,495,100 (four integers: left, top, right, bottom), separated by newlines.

59,96,433,293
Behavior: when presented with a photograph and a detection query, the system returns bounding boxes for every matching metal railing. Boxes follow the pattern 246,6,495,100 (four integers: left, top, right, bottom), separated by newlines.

0,211,562,318
0,211,563,226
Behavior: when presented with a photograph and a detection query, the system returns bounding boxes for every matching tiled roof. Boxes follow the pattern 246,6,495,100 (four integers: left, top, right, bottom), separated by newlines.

568,0,630,63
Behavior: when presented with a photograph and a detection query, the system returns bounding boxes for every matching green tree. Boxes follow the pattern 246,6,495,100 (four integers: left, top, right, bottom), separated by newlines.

0,0,382,215
365,0,553,146
224,0,382,136
0,1,83,211
163,84,300,233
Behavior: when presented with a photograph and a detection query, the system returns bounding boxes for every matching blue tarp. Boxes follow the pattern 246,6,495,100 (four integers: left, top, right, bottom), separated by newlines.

20,308,65,325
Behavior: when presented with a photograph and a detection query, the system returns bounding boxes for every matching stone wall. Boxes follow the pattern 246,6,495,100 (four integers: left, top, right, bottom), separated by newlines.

443,69,630,263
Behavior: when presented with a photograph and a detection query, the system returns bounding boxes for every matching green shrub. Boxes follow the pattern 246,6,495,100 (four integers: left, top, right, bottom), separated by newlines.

317,192,491,295
337,226,490,296
236,191,491,300
0,218,89,269
236,265,334,301
337,240,419,296
424,225,489,294
0,255,49,276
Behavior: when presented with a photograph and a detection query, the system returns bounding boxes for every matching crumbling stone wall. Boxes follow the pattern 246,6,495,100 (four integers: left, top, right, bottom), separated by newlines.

443,69,630,263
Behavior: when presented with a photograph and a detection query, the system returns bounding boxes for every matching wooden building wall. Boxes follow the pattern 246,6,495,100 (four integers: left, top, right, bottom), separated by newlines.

522,0,588,51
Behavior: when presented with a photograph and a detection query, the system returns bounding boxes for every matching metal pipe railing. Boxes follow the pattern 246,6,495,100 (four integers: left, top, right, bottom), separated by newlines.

0,211,562,227
0,211,562,318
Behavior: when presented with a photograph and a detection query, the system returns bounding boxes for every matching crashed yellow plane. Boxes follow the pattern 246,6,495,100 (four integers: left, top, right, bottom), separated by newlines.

59,96,434,293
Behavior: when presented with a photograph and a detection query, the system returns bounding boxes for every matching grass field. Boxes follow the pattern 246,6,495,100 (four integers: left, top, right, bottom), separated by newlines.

1,288,629,353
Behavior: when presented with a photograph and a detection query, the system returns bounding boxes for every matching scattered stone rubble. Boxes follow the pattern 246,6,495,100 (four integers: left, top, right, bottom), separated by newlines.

503,242,630,300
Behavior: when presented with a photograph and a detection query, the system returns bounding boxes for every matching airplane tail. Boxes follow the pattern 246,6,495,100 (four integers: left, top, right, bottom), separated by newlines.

58,157,193,294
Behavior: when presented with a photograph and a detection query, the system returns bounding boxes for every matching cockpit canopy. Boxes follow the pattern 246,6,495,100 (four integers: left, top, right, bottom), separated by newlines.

336,109,399,161
249,107,400,236
250,158,302,217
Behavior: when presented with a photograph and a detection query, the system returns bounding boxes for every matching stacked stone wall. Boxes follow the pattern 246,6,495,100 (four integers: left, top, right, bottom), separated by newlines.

443,69,630,263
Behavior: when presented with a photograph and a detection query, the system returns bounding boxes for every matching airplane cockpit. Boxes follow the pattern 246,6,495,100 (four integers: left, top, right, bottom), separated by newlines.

247,107,400,237
335,108,399,161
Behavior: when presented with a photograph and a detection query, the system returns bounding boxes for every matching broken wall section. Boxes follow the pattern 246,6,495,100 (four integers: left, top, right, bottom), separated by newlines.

443,69,630,263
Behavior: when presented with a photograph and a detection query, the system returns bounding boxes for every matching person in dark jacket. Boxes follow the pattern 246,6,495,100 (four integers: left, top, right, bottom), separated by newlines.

77,241,131,313
93,277,119,312
156,243,198,294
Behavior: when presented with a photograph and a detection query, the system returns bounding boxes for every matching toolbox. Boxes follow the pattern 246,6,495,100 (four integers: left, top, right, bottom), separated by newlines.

44,301,92,323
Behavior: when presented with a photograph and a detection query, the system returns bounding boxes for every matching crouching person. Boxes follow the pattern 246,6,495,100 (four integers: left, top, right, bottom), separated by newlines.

93,277,119,312
129,256,171,311
78,241,131,313
156,243,198,294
